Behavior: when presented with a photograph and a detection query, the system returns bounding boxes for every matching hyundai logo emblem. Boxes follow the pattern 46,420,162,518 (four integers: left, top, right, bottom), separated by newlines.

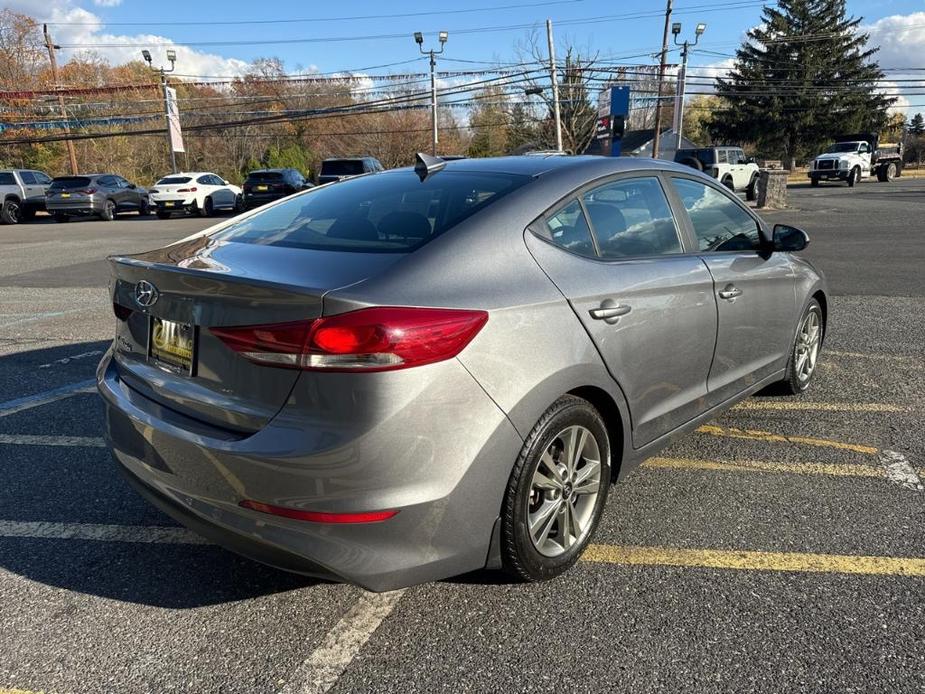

134,280,159,308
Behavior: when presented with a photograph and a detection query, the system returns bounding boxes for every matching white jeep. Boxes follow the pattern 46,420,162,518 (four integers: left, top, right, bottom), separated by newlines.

674,146,761,200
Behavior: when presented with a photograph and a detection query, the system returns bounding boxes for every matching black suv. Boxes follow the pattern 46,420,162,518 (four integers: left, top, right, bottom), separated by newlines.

317,157,384,185
242,168,312,209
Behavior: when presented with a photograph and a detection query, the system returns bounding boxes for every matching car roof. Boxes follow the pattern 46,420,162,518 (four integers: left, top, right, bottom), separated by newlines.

158,172,216,177
386,155,696,178
247,168,290,173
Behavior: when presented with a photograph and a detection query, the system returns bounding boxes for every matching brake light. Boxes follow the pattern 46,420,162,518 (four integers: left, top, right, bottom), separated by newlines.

81,187,97,194
176,187,198,192
210,306,488,371
113,302,133,321
239,500,398,523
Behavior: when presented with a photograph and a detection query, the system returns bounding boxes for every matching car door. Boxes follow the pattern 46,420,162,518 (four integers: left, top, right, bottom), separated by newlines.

18,171,44,207
524,174,717,448
731,149,748,189
667,175,797,407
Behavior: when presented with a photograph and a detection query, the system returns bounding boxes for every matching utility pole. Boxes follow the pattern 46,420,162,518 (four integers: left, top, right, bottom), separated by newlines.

142,49,178,173
672,22,706,150
546,19,563,153
43,25,78,175
415,31,448,156
651,0,673,160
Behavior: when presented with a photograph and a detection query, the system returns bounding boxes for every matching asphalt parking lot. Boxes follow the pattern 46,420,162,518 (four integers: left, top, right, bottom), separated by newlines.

1,178,924,694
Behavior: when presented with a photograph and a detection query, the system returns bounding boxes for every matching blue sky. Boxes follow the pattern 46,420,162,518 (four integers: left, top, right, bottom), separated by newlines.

13,0,925,80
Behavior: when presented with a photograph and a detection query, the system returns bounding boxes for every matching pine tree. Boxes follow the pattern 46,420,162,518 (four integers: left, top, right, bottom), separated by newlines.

711,0,893,166
909,113,925,135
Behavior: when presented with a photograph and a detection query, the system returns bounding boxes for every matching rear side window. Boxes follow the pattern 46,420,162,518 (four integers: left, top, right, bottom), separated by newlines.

20,171,37,184
213,170,529,253
582,177,682,258
321,160,364,176
34,172,52,184
717,149,729,164
50,177,91,190
0,172,16,185
542,200,596,257
672,178,761,252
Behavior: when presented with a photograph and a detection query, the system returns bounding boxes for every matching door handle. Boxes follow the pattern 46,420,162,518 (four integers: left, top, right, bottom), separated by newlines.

718,284,742,301
589,300,631,324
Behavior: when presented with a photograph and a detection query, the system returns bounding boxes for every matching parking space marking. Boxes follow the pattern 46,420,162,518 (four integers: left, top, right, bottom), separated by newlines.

582,544,925,577
0,521,207,545
38,349,104,369
0,308,90,329
0,688,43,694
281,590,406,694
733,401,907,413
880,450,924,492
0,379,96,417
696,424,880,455
644,456,884,479
0,434,105,447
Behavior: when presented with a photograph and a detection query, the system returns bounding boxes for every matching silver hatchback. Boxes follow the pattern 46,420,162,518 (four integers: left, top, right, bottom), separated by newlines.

98,155,827,591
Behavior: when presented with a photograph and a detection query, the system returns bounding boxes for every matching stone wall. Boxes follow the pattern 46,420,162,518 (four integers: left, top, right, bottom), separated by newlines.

756,169,789,209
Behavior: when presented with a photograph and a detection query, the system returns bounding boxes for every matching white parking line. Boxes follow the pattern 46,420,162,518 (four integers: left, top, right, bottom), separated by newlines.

38,349,104,369
280,590,407,694
0,379,96,417
0,520,207,544
0,434,105,447
880,450,924,492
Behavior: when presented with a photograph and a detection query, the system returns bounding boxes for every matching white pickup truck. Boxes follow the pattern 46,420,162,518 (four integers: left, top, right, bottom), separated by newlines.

0,169,54,224
808,133,903,187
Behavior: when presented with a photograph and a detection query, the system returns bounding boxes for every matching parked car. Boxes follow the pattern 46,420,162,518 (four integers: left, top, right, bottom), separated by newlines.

317,156,383,185
0,169,53,224
674,146,760,200
808,133,903,187
100,155,826,591
46,174,149,222
242,168,312,209
149,172,242,219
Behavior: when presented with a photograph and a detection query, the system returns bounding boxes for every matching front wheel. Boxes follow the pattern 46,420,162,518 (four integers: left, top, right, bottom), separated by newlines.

810,178,819,187
138,198,150,215
1,198,21,224
501,395,611,582
847,167,859,187
777,299,823,395
199,196,214,217
746,175,759,201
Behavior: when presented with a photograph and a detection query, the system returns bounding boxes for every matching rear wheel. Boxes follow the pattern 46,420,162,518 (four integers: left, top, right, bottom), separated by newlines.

777,299,823,395
501,395,611,582
138,198,150,215
1,198,21,224
99,199,116,221
233,194,244,213
679,157,703,171
877,162,896,182
810,178,819,187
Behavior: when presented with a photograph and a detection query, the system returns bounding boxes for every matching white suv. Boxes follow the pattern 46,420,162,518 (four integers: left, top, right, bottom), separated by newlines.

674,147,761,200
149,172,242,219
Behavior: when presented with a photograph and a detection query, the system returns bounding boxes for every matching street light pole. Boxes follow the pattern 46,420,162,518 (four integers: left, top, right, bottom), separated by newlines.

672,22,706,150
142,49,177,173
43,25,78,175
415,31,447,156
651,0,673,160
546,19,563,153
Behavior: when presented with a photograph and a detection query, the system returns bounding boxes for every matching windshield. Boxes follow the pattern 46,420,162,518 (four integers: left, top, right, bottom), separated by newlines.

246,172,284,182
320,160,365,176
825,142,862,153
156,176,192,185
49,177,92,190
212,170,530,253
675,149,715,166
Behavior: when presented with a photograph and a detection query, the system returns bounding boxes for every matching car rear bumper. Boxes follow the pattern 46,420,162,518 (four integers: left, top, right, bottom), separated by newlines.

242,192,286,208
151,196,195,212
97,349,522,591
46,197,106,214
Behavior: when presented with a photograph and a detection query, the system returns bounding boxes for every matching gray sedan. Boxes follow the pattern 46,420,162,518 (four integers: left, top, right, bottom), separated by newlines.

98,155,826,591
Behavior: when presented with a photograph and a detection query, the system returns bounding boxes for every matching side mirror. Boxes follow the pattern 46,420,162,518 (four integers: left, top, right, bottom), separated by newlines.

773,224,810,252
128,183,137,189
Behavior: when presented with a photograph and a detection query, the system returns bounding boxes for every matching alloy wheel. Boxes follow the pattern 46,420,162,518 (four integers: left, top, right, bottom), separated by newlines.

527,424,603,557
795,309,821,383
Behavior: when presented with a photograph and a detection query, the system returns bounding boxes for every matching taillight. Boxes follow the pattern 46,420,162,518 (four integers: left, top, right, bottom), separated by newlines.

239,500,398,523
82,187,97,194
210,306,488,372
176,187,198,192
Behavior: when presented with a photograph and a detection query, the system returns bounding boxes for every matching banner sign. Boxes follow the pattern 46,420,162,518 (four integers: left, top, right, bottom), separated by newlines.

165,86,184,153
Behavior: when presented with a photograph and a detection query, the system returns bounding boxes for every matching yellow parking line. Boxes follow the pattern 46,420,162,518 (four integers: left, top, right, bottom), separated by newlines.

0,688,44,694
643,456,883,478
696,424,879,455
582,544,925,577
733,401,906,413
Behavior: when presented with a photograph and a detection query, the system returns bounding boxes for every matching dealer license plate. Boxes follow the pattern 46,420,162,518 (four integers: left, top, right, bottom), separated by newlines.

149,317,197,374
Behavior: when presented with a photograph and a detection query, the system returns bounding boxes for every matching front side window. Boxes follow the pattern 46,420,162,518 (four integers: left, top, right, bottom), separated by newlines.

0,172,15,185
582,177,682,258
541,199,596,257
672,177,762,252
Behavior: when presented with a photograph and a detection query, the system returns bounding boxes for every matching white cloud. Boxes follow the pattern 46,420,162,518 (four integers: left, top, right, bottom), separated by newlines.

92,0,122,6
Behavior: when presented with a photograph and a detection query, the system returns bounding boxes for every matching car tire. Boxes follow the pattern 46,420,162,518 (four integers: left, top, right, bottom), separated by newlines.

679,157,703,171
200,197,214,217
776,298,823,395
810,178,819,187
139,199,150,215
1,198,21,224
155,210,171,220
847,167,859,187
501,394,611,583
99,199,116,221
53,212,69,223
722,176,735,191
746,175,759,201
877,163,896,182
234,195,244,213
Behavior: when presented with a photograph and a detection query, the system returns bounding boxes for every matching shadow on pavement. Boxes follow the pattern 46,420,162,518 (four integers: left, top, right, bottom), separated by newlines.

0,341,319,608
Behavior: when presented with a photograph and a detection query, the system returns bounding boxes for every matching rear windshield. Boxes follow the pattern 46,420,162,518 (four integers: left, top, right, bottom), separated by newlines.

212,170,530,253
320,160,365,176
675,149,716,166
156,176,192,185
246,171,284,182
0,172,14,185
49,176,92,190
